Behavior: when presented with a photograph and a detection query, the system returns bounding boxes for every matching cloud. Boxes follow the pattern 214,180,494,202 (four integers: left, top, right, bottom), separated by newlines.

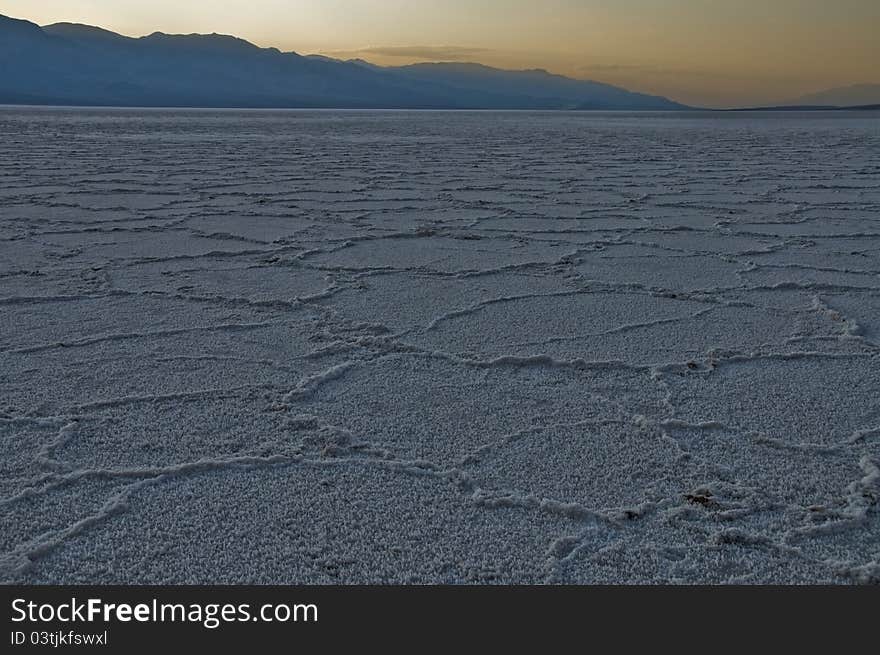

345,45,491,60
578,63,648,73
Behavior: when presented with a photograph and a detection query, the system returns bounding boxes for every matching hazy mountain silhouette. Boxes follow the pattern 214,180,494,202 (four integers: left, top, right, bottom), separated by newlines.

0,14,686,109
788,84,880,108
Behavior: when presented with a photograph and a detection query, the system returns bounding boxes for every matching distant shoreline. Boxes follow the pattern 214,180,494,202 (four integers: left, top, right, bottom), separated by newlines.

724,104,880,112
1,103,878,112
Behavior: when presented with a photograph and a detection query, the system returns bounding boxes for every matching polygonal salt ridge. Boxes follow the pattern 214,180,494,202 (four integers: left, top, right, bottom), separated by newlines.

818,292,880,346
13,461,578,584
1,453,303,583
413,286,849,367
320,268,573,335
39,394,302,472
114,260,340,305
0,474,135,573
547,503,840,584
778,461,880,582
183,213,360,244
740,270,880,299
573,250,746,292
460,419,706,520
0,288,312,352
0,417,73,499
662,352,880,452
0,265,112,299
0,328,330,418
282,353,669,465
305,232,578,276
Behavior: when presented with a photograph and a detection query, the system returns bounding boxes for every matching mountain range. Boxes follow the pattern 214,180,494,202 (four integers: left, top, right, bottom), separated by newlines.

0,14,687,110
787,84,880,108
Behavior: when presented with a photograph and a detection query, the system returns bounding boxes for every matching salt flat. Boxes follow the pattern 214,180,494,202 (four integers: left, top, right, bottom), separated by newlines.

0,108,878,584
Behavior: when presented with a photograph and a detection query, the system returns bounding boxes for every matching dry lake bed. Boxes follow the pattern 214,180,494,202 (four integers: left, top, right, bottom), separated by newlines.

1,108,878,584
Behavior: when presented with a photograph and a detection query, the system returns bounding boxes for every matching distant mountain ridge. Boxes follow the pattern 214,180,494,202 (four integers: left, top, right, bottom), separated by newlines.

0,14,687,110
788,84,880,108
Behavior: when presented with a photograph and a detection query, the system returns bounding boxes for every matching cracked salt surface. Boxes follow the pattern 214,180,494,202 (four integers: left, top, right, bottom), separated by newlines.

1,108,878,584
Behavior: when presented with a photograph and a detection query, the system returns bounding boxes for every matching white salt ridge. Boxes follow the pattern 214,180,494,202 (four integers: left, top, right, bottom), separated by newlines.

0,108,878,584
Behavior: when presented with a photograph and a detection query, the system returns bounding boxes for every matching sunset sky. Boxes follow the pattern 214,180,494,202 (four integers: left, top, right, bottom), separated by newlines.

2,0,878,107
